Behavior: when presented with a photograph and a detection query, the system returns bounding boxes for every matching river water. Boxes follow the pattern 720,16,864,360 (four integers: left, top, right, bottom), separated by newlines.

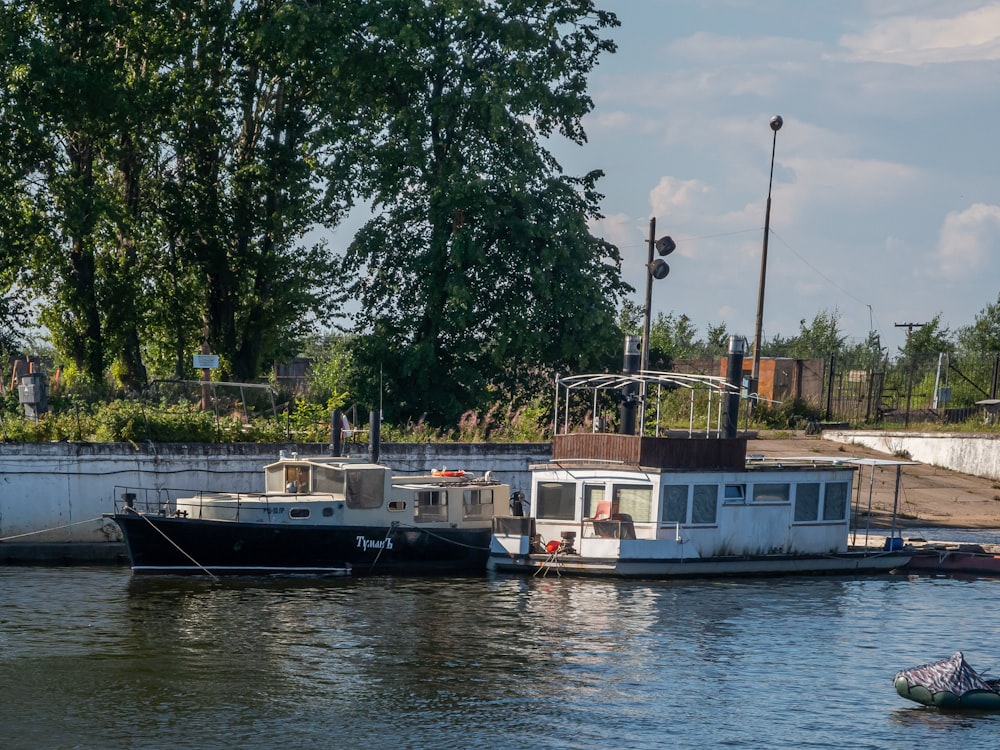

2,566,999,750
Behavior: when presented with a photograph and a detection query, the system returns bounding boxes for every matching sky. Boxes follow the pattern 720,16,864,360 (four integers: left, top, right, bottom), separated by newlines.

549,0,1000,356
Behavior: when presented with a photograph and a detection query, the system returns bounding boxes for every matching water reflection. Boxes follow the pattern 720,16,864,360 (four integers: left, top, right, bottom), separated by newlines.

4,569,1000,749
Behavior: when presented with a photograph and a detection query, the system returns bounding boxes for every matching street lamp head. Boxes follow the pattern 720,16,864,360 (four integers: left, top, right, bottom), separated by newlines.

770,115,783,132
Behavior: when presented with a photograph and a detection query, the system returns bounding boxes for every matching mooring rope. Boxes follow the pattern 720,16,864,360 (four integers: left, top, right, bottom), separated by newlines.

389,521,490,550
0,516,107,542
126,508,218,580
368,522,398,572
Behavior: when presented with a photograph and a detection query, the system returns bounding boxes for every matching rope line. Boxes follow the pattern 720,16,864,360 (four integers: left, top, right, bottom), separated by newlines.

389,521,491,550
368,522,397,572
0,516,108,542
126,508,218,580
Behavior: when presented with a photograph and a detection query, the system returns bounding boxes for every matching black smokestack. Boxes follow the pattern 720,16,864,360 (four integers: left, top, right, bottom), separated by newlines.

620,335,640,435
723,335,744,438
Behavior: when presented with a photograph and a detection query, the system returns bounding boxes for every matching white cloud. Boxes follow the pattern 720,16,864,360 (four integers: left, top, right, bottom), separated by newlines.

649,176,712,227
840,4,1000,65
934,203,1000,278
590,211,637,246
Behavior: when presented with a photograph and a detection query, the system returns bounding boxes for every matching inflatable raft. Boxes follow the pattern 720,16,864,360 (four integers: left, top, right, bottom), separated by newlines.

894,652,1000,710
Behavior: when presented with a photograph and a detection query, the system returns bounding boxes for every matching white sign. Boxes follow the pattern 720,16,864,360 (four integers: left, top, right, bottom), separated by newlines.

193,354,219,369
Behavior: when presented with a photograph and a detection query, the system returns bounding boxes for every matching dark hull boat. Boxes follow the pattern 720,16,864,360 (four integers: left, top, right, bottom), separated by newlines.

113,514,491,576
895,652,1000,710
107,448,509,577
903,543,1000,578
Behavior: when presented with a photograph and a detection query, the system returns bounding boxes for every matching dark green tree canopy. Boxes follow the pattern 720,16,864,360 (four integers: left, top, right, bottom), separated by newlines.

341,1,627,423
0,0,357,389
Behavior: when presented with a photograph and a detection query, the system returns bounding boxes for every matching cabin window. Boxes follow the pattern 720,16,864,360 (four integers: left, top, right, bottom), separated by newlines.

691,484,718,524
723,484,745,503
613,484,653,523
415,490,447,522
315,466,345,495
794,483,820,522
536,482,576,520
289,508,310,519
753,483,790,503
388,500,406,512
662,485,688,524
322,506,334,517
463,488,494,519
822,482,849,520
284,466,310,494
345,468,385,509
583,485,607,519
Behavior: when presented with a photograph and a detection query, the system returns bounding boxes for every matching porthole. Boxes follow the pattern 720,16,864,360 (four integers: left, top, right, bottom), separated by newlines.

289,508,310,519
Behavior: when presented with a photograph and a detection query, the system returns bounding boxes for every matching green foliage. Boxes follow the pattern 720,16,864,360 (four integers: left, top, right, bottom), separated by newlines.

0,0,356,390
647,312,698,369
751,397,825,430
301,334,353,410
766,308,845,360
341,1,626,425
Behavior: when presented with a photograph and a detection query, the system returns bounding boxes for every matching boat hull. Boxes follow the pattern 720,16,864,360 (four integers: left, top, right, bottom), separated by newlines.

112,514,490,576
904,549,1000,577
487,549,910,578
893,675,1000,710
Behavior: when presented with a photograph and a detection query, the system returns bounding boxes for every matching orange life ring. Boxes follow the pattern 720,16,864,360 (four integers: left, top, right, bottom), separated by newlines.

431,469,465,477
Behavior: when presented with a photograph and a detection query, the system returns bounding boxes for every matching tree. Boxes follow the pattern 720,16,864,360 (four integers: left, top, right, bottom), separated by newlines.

0,1,132,389
0,0,358,389
647,312,698,369
341,1,626,423
897,314,952,364
161,0,353,382
953,293,1000,402
958,293,1000,356
768,309,845,360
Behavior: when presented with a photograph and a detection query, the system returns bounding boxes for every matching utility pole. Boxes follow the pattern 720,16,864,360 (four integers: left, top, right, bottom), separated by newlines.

895,322,927,427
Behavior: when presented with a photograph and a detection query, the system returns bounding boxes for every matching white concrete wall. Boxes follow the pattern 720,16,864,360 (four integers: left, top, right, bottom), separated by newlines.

0,442,550,543
824,430,1000,482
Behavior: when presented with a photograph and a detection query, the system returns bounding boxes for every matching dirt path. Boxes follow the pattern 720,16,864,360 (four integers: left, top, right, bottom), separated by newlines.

749,433,1000,529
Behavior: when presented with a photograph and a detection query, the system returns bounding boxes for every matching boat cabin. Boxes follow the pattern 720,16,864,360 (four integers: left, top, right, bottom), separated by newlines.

173,454,505,529
507,433,857,560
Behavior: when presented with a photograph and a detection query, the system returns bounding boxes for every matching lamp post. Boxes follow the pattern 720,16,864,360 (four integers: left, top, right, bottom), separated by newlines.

750,114,783,399
638,217,674,433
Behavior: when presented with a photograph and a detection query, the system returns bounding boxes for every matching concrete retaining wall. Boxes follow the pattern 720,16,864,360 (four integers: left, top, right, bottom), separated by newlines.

824,430,1000,482
0,441,550,546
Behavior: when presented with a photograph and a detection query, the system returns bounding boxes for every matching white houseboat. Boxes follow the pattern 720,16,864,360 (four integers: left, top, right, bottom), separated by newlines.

488,337,910,578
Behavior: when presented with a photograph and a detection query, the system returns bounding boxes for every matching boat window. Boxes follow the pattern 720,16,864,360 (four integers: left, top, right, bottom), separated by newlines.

536,482,576,520
388,500,406,511
289,508,310,519
284,466,310,494
613,484,653,523
462,488,494,520
723,484,745,503
753,483,790,503
415,490,447,522
315,466,346,496
345,468,385,509
822,481,849,520
582,485,607,519
266,466,286,493
322,507,334,517
794,483,820,522
691,484,718,524
662,485,688,524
